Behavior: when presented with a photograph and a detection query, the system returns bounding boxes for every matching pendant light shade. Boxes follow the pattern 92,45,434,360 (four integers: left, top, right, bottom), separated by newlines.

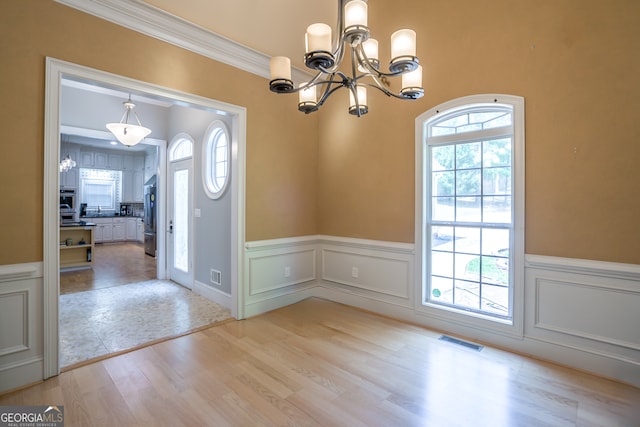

106,96,151,147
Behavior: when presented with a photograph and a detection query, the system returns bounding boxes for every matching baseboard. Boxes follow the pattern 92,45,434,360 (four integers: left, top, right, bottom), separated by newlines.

0,356,44,395
193,280,232,310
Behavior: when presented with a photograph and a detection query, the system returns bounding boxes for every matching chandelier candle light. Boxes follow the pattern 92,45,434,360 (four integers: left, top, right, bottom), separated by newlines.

269,0,424,117
106,96,152,147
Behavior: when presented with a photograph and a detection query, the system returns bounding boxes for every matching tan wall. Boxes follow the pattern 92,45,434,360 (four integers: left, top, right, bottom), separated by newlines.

318,0,640,264
0,1,318,265
2,1,638,266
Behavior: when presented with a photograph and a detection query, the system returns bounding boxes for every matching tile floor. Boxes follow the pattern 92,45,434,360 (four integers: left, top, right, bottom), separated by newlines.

59,279,232,368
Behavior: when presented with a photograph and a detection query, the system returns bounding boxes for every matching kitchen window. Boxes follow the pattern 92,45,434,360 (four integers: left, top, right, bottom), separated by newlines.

79,168,122,213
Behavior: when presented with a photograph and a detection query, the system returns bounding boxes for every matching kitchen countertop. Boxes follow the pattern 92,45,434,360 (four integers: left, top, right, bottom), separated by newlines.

80,215,143,219
61,221,96,227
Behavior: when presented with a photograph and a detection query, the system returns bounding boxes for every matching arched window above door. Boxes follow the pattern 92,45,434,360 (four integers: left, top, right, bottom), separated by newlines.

169,134,193,162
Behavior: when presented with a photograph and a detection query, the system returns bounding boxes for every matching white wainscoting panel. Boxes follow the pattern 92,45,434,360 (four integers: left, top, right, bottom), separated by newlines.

0,291,28,356
535,278,640,351
248,248,316,295
524,255,640,385
243,237,318,316
321,248,411,299
0,262,44,394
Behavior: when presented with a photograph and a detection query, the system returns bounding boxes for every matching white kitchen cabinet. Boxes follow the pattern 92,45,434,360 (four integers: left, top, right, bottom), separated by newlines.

112,218,125,241
108,153,123,170
93,223,103,243
92,218,112,243
137,218,144,242
122,170,133,202
122,155,134,170
132,171,144,202
94,152,108,168
144,149,157,182
79,151,94,167
60,167,78,188
134,155,145,170
125,218,137,240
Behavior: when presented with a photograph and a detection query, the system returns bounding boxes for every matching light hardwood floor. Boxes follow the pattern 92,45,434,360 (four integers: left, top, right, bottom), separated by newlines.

2,298,639,426
60,243,156,294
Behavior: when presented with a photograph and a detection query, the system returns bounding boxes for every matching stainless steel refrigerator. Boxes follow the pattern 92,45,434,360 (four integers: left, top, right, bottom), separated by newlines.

144,178,157,257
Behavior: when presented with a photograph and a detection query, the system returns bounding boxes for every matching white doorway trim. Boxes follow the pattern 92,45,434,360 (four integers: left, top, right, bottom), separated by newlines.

44,57,246,379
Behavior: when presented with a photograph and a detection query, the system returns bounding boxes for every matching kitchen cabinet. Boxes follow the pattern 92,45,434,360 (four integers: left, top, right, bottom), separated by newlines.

122,155,134,171
122,170,145,203
112,218,125,241
60,225,95,270
134,155,145,170
126,218,137,240
92,218,112,243
94,152,108,168
108,154,123,170
60,167,78,188
133,171,144,201
79,151,94,167
137,218,144,243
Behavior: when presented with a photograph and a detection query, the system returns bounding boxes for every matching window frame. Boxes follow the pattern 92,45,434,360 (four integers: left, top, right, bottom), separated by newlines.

415,94,525,338
202,120,231,200
79,167,123,213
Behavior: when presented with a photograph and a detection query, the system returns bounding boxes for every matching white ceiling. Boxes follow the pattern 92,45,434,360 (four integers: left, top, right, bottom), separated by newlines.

143,0,337,69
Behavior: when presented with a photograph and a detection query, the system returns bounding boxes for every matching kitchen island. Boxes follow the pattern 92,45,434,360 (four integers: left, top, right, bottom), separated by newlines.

60,222,95,270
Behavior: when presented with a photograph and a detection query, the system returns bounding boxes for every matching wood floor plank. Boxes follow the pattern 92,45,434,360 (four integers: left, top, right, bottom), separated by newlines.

2,297,639,426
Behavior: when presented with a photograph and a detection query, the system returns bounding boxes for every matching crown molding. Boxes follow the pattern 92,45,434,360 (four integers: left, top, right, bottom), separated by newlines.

55,0,312,84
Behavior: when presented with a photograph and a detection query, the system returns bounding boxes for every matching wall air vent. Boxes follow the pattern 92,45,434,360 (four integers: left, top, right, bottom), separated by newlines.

210,269,222,286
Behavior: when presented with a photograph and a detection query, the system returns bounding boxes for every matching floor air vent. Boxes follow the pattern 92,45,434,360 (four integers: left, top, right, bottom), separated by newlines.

438,335,483,351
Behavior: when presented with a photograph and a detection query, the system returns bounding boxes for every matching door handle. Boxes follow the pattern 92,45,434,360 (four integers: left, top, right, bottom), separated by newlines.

169,220,173,234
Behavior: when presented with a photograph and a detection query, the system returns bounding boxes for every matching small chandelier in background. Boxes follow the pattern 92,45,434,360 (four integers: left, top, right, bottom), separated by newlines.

59,154,76,173
106,95,152,147
269,0,424,117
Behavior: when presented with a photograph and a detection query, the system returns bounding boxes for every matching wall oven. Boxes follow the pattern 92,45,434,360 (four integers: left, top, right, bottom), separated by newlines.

60,188,77,224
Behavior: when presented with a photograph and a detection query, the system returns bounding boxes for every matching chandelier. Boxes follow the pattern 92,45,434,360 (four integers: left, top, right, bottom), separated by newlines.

269,0,423,117
106,96,152,147
59,154,76,172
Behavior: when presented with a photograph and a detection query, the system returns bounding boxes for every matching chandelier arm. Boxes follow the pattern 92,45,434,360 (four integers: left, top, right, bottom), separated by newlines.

350,46,359,82
316,81,348,108
332,0,346,57
353,43,412,79
360,81,410,100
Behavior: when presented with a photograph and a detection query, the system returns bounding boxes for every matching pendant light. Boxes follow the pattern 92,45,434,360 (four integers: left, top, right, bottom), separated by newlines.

106,96,152,147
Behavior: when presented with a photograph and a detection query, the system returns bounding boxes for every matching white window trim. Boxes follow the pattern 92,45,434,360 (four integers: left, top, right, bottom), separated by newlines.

202,120,231,200
169,133,194,162
415,94,525,338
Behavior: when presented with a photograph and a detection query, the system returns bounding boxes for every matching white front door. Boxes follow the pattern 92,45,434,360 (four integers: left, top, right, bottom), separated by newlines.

167,136,194,288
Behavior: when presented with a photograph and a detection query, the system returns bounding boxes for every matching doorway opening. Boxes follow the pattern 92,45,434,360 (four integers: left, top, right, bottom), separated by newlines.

45,57,246,377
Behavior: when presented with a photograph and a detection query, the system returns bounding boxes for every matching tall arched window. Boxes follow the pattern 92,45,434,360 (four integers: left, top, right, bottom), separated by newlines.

416,95,525,334
203,120,230,199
